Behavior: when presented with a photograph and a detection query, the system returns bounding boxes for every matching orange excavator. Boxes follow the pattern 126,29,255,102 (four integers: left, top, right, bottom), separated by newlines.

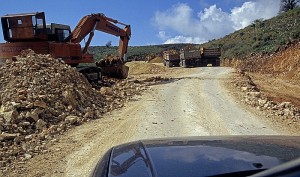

0,12,131,81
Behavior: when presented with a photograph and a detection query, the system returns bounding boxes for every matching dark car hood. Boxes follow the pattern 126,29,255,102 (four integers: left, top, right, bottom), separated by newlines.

92,136,300,177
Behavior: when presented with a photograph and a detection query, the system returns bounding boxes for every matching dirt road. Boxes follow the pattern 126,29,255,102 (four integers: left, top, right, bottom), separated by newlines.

14,67,289,177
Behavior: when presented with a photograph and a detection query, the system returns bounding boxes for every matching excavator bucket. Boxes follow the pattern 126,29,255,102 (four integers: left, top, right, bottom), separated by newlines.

101,64,129,79
96,55,129,79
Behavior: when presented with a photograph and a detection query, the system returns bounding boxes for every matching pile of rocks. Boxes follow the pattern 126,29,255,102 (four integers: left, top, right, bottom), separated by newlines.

0,50,167,170
233,71,299,123
0,50,107,168
99,77,150,111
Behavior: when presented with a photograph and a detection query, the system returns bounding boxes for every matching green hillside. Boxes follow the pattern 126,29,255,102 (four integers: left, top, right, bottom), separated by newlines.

88,8,300,61
201,8,300,59
88,44,193,61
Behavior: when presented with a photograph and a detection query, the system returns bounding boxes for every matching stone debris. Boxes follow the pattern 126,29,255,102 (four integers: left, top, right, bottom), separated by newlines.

232,70,299,123
0,50,168,171
0,50,105,169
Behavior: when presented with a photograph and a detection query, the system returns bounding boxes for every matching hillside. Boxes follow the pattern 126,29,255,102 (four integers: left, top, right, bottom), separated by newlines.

88,43,192,61
201,8,300,59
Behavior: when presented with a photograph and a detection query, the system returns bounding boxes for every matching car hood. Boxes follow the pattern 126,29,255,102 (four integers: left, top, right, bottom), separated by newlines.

92,136,300,177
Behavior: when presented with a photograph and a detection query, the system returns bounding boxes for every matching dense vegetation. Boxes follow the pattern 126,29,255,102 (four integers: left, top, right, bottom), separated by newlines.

88,8,300,61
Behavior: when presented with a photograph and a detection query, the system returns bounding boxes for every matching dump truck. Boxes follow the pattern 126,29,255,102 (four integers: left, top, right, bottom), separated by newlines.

163,49,180,67
179,46,201,67
0,12,131,81
200,48,221,66
179,46,221,67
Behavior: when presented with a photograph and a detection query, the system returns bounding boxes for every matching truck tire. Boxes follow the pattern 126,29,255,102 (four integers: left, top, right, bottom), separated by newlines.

165,61,170,68
216,59,220,66
181,60,186,68
197,60,202,67
169,61,173,67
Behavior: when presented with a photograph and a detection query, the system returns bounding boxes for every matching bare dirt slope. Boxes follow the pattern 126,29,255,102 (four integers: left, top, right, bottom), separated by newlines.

249,73,300,107
224,42,300,108
7,67,293,177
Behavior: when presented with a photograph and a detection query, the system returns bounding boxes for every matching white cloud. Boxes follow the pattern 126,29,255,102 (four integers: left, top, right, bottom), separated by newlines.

230,0,280,29
154,0,280,44
163,35,206,44
154,3,196,36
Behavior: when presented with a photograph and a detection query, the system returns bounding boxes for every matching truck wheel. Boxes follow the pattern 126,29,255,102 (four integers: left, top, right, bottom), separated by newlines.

166,61,170,68
197,61,202,67
181,60,186,68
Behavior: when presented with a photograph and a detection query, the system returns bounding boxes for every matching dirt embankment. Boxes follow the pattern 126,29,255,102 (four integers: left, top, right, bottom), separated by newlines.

148,56,163,63
126,61,166,75
223,42,300,107
222,42,300,131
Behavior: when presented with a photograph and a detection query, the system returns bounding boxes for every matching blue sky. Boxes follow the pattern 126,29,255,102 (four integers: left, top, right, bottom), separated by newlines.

0,0,280,46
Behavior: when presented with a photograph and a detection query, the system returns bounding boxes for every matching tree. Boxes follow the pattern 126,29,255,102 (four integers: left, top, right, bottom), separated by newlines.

105,41,112,47
280,0,300,12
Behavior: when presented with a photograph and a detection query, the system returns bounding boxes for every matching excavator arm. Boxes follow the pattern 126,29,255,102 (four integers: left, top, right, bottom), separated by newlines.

65,13,131,61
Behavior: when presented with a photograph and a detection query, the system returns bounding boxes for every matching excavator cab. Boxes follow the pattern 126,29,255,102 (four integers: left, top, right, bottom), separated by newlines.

45,23,71,42
1,12,48,42
1,12,71,43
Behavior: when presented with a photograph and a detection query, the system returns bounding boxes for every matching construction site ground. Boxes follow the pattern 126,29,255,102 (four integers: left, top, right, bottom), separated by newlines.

3,62,299,177
249,73,300,108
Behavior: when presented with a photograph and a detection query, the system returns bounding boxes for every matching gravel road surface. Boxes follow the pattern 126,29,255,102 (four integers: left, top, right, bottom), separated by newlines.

64,67,282,177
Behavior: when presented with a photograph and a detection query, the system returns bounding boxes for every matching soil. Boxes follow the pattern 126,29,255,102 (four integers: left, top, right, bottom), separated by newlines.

249,73,300,108
125,61,166,75
3,66,297,177
148,57,163,63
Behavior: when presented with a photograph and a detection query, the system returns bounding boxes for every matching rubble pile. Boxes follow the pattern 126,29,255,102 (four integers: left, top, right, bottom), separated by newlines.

0,50,166,170
0,50,107,168
99,76,170,111
99,77,150,110
232,71,299,124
